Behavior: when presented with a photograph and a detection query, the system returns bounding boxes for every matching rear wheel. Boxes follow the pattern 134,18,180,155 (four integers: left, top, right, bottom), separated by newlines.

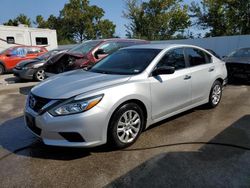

108,103,145,149
34,68,45,81
208,80,222,108
0,64,5,75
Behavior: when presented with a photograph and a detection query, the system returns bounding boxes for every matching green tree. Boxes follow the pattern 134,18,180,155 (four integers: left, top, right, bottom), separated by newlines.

190,0,250,37
123,0,191,40
35,14,75,45
4,14,31,27
60,0,116,42
35,15,47,28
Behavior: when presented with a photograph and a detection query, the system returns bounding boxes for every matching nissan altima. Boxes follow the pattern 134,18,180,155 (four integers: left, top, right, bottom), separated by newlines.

24,44,227,148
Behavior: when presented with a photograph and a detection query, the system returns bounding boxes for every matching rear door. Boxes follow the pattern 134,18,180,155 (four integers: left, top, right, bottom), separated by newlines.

184,47,214,104
150,48,192,120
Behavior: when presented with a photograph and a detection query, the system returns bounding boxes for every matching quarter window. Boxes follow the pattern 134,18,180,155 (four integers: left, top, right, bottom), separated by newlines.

185,48,208,67
157,48,186,70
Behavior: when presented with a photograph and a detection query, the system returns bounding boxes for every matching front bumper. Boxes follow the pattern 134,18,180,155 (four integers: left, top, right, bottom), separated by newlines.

13,68,36,80
24,104,109,148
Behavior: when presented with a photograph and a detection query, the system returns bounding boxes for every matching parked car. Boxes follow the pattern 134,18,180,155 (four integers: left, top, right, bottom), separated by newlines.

13,48,69,81
0,46,47,74
25,44,227,149
223,48,250,82
44,39,149,74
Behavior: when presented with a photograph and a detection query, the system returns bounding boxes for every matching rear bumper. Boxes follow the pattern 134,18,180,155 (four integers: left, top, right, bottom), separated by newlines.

13,68,36,80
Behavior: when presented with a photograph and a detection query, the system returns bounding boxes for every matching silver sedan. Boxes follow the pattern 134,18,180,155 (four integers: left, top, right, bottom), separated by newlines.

24,44,227,148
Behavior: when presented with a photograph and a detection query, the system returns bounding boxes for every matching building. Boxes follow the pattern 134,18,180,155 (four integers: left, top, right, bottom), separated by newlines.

153,35,250,57
0,25,58,51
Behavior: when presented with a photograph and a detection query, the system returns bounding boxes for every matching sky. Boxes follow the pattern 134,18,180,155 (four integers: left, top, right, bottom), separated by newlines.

0,0,194,38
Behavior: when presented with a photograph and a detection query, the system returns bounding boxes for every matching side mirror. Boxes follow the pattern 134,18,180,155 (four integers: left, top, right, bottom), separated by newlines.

6,53,12,57
94,49,106,59
152,66,175,76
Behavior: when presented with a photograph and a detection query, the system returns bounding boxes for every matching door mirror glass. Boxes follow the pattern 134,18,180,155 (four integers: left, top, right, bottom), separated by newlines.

94,49,107,59
152,66,175,76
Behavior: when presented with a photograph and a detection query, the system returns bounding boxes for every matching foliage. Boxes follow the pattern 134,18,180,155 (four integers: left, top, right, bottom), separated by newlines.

123,0,191,40
60,0,116,42
3,14,31,27
190,0,250,37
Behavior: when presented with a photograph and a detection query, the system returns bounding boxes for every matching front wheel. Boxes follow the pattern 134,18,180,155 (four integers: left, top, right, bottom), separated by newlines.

34,68,45,81
108,103,145,149
208,80,222,108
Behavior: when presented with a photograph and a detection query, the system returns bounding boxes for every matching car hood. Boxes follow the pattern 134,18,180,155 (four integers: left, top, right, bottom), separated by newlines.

224,57,250,64
31,70,131,99
16,59,44,67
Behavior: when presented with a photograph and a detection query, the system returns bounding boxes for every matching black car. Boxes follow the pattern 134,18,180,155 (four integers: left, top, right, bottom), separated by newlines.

13,48,68,81
224,48,250,82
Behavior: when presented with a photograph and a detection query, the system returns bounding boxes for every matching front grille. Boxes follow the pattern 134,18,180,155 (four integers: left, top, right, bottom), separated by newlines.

29,94,51,113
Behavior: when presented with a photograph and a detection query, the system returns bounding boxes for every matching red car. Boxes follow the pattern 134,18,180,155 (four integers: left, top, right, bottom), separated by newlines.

45,39,149,74
0,46,47,74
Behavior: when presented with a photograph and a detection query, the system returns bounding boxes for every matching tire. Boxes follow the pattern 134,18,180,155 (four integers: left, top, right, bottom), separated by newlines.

0,64,5,75
208,80,222,108
108,103,145,149
34,68,45,81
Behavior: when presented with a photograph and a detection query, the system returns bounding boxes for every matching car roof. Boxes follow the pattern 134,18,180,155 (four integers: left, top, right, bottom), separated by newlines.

123,43,205,50
10,45,46,49
85,38,148,43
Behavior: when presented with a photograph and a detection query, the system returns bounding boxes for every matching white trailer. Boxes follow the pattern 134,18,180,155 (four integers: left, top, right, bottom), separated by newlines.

153,35,250,57
0,25,58,51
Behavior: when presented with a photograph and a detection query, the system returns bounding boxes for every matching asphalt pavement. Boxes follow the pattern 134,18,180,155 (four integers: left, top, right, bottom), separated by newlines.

0,74,250,188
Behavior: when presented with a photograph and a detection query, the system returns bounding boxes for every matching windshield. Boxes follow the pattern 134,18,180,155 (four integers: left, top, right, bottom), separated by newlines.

69,40,101,55
228,48,250,58
90,49,161,75
0,48,11,55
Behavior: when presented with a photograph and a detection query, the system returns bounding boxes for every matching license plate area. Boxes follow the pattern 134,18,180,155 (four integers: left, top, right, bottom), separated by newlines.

25,113,41,136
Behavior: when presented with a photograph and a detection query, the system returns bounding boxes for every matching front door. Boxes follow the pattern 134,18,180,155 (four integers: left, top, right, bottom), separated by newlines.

150,48,192,121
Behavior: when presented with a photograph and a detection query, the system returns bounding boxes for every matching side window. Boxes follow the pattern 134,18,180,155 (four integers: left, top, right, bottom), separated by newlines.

99,42,119,54
205,53,212,63
27,47,40,54
6,36,15,44
117,42,135,48
185,48,207,67
10,47,27,57
36,37,48,45
157,48,186,70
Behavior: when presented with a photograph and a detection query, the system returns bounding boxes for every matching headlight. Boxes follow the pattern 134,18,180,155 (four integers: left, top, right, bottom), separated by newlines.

49,94,103,116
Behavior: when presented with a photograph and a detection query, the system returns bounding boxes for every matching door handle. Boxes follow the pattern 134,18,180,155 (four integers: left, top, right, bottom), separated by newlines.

184,75,192,80
209,67,215,72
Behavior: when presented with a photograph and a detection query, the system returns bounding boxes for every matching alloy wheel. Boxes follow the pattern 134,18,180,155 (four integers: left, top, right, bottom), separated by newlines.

211,84,221,105
35,69,45,81
116,110,141,143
